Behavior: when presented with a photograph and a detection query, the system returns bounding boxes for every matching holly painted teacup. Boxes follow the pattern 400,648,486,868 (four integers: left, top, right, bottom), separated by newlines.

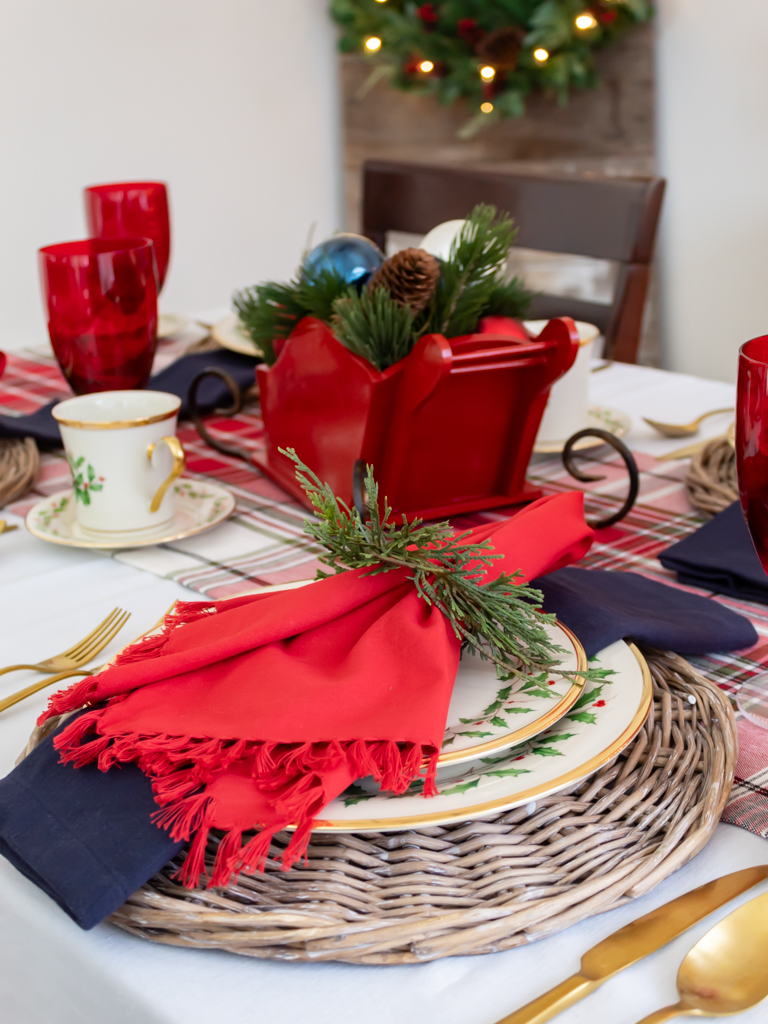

52,390,185,538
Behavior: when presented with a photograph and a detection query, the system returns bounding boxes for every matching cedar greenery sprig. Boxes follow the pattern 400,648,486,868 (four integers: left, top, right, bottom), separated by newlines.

281,447,566,679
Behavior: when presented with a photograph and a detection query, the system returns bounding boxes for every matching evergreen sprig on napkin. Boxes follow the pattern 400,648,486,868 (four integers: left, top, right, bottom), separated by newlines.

233,204,531,371
282,447,569,679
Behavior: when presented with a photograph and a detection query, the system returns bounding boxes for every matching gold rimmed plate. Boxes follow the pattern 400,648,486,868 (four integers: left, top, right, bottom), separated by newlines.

238,580,586,769
212,313,263,358
312,640,651,832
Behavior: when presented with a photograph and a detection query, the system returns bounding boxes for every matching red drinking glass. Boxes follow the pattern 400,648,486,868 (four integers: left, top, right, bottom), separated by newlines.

736,334,768,573
84,181,170,291
39,238,158,394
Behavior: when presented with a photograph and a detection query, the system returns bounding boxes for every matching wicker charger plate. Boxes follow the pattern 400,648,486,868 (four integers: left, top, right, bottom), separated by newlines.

22,646,732,965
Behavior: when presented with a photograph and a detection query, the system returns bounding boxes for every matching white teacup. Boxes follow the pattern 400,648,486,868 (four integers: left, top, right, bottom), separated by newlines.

52,390,186,539
528,320,602,444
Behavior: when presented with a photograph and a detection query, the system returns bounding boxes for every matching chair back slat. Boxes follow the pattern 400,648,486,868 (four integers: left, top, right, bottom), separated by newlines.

361,160,665,362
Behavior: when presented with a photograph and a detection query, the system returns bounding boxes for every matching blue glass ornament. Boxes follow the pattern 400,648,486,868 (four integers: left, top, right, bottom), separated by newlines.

304,233,384,289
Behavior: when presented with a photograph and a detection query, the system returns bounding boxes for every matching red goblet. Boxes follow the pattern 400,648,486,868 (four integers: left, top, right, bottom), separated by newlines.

736,334,768,573
39,238,158,395
84,181,170,291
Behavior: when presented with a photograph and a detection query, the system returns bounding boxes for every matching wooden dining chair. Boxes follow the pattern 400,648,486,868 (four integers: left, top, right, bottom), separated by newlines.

361,160,665,364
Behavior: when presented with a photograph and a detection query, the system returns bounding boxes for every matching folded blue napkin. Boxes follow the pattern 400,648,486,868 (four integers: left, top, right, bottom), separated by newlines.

532,566,757,658
0,566,756,929
0,714,182,929
658,501,768,605
0,349,259,448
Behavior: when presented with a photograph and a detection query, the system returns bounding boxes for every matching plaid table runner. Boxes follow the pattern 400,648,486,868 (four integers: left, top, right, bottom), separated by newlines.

3,345,767,837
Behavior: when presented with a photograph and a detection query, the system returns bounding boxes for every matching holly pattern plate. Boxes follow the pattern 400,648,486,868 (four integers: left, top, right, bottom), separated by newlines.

312,639,651,832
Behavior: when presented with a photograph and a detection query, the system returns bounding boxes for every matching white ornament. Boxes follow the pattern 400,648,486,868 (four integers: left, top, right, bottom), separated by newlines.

419,219,466,261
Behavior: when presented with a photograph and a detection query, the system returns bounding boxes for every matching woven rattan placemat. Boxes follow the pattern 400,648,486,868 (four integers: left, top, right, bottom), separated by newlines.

0,437,39,507
22,646,731,964
685,437,738,516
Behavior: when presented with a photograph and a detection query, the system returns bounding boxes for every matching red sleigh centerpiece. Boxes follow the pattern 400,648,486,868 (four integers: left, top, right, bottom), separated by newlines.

251,315,578,520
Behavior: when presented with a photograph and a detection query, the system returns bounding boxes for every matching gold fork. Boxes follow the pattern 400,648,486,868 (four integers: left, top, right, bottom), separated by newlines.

0,605,175,715
0,608,131,678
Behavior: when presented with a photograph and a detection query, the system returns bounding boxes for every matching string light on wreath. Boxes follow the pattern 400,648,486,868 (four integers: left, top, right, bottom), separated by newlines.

575,12,599,30
333,0,652,134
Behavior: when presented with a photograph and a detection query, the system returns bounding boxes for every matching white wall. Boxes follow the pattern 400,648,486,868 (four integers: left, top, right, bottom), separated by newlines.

0,0,341,350
656,0,768,382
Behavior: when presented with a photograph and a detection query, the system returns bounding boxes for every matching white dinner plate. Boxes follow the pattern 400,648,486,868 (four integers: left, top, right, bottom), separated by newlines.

533,405,632,454
212,313,263,357
239,579,587,768
311,639,651,832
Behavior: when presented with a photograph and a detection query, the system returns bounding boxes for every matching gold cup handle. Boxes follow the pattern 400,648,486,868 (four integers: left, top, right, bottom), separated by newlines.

146,436,186,513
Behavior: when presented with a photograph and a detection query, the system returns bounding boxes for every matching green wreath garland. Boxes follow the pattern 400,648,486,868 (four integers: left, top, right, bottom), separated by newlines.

331,0,652,135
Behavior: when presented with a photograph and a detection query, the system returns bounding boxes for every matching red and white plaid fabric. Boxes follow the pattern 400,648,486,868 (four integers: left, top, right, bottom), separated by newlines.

3,345,767,837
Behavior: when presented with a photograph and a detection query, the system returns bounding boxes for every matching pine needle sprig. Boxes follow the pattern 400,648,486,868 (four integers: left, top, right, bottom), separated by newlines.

421,204,520,339
234,265,352,364
331,287,416,371
280,447,566,678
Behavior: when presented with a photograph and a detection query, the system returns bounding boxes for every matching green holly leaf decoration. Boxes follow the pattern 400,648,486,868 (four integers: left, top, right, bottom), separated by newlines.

440,778,480,796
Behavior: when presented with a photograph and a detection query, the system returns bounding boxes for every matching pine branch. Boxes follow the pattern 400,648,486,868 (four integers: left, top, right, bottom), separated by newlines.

233,266,351,365
331,287,416,371
422,204,524,339
482,276,533,320
280,447,568,678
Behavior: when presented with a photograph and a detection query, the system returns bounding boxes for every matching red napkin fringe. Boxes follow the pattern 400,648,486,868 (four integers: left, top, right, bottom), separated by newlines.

53,701,439,887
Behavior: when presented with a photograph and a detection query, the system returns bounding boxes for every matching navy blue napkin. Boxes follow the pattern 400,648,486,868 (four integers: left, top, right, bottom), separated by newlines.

658,500,768,605
0,713,182,929
532,566,757,659
0,566,757,930
0,349,259,448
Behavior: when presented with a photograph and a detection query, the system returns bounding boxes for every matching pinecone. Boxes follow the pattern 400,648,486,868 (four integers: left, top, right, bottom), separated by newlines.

368,248,440,313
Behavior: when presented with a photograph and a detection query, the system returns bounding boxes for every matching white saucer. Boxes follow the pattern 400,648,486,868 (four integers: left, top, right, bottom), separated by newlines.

157,313,190,339
25,480,235,549
534,405,632,454
212,313,263,357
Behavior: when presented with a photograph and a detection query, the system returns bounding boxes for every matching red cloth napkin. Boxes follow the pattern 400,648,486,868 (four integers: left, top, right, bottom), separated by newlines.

43,493,593,887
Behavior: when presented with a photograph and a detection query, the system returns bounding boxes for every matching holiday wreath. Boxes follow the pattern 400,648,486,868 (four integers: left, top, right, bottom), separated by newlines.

330,0,652,134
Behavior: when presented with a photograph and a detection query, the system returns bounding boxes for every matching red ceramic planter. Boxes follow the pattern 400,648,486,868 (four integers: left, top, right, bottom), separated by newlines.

254,316,578,519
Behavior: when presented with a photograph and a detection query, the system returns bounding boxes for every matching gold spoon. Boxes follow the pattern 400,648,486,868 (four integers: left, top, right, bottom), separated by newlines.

633,891,768,1023
643,407,734,438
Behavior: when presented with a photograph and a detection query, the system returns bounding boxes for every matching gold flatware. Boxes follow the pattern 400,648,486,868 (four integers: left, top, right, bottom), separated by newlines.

0,604,175,714
497,866,768,1024
0,519,18,534
643,407,734,438
591,360,613,373
633,891,768,1023
0,607,130,678
656,437,725,462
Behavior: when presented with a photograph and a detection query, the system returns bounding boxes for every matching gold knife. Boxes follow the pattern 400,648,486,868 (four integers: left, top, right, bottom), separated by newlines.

496,865,768,1024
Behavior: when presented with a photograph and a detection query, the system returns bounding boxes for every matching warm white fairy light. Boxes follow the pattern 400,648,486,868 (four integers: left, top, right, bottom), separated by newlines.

575,12,598,29
479,65,496,81
533,48,549,62
481,101,494,113
419,59,434,73
364,36,382,51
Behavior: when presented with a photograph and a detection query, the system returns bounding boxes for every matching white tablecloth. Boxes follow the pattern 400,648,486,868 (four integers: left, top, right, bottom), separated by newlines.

3,359,766,1024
